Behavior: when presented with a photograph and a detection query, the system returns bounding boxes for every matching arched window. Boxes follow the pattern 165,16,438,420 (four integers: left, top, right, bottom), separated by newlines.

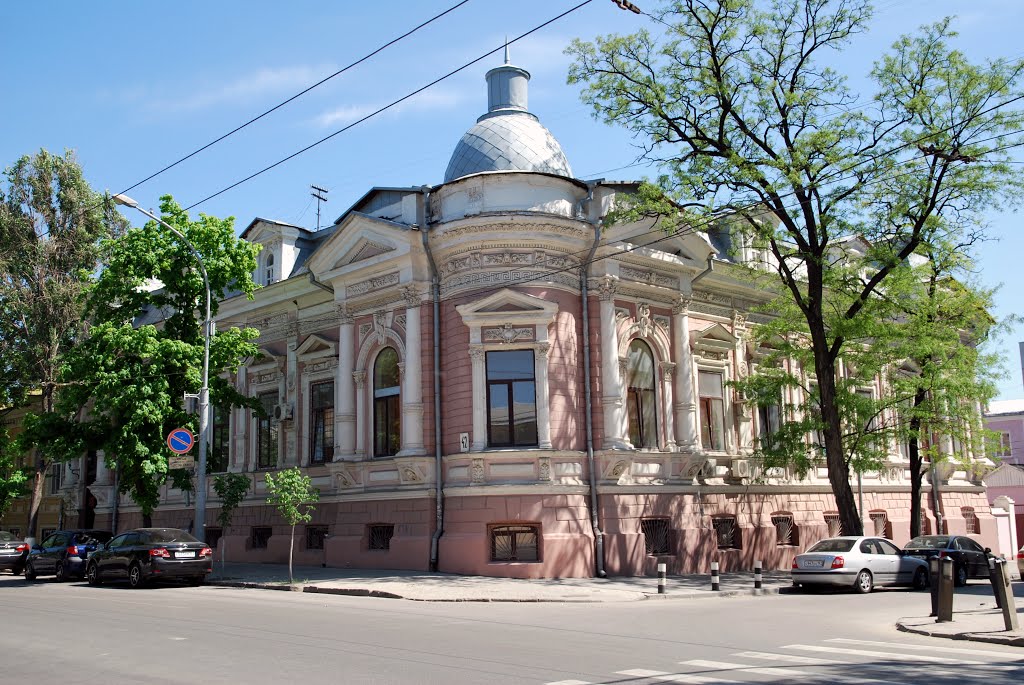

373,347,401,456
265,252,275,285
626,339,657,449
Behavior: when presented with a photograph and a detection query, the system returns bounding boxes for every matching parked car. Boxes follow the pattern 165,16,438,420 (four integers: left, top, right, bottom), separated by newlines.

0,531,28,575
85,528,212,588
791,536,929,593
24,529,113,582
902,535,991,587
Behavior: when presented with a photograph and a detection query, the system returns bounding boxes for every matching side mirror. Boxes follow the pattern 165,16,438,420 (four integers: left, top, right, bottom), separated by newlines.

984,547,992,554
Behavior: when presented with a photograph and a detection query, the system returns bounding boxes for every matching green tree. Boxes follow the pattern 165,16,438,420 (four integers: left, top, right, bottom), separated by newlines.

0,149,126,538
59,195,261,525
212,472,251,571
568,0,1024,534
0,430,30,522
264,467,319,585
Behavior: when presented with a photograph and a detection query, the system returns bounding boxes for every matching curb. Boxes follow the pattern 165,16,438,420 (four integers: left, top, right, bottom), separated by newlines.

896,619,1024,648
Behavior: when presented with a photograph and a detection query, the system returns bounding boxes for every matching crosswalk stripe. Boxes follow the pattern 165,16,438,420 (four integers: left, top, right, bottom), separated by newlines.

680,659,810,678
735,651,845,665
825,638,1024,661
783,644,981,665
544,681,593,685
615,669,740,684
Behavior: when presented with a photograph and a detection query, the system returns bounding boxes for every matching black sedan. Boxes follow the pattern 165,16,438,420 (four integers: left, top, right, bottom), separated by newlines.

24,529,112,581
0,531,28,575
85,528,212,588
903,534,991,586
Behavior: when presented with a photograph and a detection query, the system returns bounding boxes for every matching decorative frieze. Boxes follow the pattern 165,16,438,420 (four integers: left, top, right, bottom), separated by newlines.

348,272,400,296
439,223,587,241
483,323,533,344
619,265,680,289
305,358,338,374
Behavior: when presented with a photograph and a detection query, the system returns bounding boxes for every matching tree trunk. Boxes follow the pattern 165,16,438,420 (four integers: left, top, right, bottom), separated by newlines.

907,388,927,538
26,460,47,541
289,523,295,585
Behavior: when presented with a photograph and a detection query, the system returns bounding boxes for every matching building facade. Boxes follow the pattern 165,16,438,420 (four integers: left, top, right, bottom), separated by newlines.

7,59,997,577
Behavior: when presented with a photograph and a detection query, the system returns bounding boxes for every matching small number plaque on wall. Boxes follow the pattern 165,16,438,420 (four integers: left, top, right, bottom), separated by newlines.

459,433,470,452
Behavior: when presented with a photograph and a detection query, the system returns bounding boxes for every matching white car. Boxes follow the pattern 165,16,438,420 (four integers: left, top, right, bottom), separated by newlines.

791,536,929,593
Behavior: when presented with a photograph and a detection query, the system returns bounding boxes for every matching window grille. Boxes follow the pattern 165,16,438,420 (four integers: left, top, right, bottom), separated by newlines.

869,511,889,538
306,525,329,550
640,518,671,555
920,509,931,535
251,526,272,549
490,524,539,562
824,512,842,537
712,517,739,550
961,507,979,535
206,527,223,549
368,524,394,550
772,514,796,546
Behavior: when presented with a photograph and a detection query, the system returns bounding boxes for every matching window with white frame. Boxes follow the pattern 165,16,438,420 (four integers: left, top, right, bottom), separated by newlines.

373,348,401,457
626,340,658,449
256,391,279,469
264,252,275,285
993,431,1011,458
757,402,782,450
698,370,726,451
486,350,537,448
309,380,334,464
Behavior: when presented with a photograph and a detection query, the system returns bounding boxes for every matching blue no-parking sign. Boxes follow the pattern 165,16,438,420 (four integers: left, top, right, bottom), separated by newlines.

167,427,195,454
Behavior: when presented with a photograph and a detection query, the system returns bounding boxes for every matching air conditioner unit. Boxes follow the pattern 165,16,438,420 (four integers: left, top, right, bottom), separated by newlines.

733,459,751,479
273,402,293,421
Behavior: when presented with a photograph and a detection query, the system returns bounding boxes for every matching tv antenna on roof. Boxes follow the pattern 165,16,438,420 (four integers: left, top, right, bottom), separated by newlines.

311,185,328,230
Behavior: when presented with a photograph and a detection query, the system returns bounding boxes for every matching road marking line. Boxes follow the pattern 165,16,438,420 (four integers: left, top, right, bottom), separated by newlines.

783,644,981,665
615,669,739,684
825,638,1024,661
679,659,809,678
734,651,845,665
544,680,592,685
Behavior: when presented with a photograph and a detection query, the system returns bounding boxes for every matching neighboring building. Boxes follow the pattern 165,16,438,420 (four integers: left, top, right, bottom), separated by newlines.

18,59,997,576
983,400,1024,554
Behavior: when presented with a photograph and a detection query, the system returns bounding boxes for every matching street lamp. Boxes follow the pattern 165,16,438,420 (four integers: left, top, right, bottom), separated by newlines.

112,194,212,543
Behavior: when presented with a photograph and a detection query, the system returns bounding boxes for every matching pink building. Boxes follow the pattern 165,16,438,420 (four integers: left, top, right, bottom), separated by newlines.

80,60,995,578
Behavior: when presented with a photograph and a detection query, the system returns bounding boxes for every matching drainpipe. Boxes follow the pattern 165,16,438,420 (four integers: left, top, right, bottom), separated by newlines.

308,273,334,294
420,187,445,572
579,182,606,578
691,255,715,286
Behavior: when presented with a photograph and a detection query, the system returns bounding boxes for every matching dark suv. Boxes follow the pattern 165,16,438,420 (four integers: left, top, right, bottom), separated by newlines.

25,529,113,582
0,531,28,575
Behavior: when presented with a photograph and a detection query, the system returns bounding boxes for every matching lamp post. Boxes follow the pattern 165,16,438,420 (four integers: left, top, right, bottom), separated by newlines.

112,194,212,542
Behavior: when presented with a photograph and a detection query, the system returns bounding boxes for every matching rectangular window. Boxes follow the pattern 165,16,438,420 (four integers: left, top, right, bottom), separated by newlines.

640,518,671,555
712,517,739,549
486,350,538,448
961,507,979,535
310,381,335,464
206,527,223,549
490,524,539,562
305,525,329,550
251,526,272,549
257,391,279,469
368,524,395,551
49,463,63,495
698,371,725,451
757,403,781,449
209,405,230,473
772,514,796,546
994,431,1012,458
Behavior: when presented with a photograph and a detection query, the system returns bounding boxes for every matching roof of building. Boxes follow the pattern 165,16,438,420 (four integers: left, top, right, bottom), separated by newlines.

986,399,1024,416
443,59,572,183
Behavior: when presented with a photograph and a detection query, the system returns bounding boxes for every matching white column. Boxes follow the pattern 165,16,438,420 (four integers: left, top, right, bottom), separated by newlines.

336,304,356,458
673,297,698,449
535,343,552,449
469,345,487,451
598,278,629,449
284,341,298,466
660,362,677,451
233,363,248,471
94,450,111,485
398,286,425,456
353,371,367,458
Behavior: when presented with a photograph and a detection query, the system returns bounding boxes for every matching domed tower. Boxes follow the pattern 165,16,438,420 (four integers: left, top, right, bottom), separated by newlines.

444,50,573,183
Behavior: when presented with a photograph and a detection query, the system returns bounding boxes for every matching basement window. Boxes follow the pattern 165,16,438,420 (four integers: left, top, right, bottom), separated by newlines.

640,518,671,555
490,524,540,562
368,524,395,551
251,526,272,549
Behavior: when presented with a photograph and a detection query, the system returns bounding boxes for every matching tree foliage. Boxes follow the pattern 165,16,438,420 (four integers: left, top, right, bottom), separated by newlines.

265,467,319,584
212,472,251,570
59,195,261,522
568,0,1024,534
0,149,126,536
0,430,30,521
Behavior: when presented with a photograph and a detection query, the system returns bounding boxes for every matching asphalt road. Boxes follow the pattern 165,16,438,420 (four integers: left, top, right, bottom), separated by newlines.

2,573,1021,685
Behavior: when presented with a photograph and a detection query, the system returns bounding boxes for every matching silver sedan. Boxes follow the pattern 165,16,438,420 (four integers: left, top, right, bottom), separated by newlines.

791,536,929,593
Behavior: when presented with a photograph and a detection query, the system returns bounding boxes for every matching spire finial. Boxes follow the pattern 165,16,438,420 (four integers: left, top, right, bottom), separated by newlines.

504,37,510,64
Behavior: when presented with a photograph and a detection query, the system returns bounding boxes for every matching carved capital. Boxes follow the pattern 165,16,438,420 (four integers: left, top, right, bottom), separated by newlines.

468,345,486,362
352,371,366,388
596,276,617,302
336,302,354,325
660,361,677,381
401,285,420,309
672,296,692,315
536,342,550,359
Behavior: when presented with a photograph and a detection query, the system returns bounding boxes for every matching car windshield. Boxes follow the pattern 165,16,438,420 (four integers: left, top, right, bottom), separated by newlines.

73,531,112,545
806,539,856,553
906,536,950,549
145,529,200,544
0,531,14,542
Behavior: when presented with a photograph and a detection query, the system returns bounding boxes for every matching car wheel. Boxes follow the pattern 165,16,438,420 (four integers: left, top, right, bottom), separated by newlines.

54,561,66,582
128,562,146,589
911,567,928,590
24,561,36,581
954,564,968,587
854,569,873,594
86,561,102,586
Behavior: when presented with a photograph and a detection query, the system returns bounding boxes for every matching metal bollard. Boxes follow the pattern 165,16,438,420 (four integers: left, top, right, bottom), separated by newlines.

711,561,720,591
988,556,1003,610
754,560,762,590
658,562,667,594
936,557,955,623
991,558,1020,631
928,557,939,617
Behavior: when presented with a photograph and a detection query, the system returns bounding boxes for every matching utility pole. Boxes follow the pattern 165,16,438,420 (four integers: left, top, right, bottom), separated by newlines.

311,185,328,231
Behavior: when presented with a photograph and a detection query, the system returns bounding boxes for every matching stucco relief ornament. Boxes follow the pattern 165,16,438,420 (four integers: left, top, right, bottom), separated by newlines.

352,371,366,388
539,457,551,482
401,285,420,309
609,460,628,478
471,458,485,484
596,276,617,302
373,310,387,345
490,323,531,344
336,302,354,325
401,467,421,483
636,303,653,338
672,295,691,315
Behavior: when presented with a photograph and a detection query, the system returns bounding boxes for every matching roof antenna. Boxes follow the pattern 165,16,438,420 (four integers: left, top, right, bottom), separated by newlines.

311,185,328,231
504,36,510,64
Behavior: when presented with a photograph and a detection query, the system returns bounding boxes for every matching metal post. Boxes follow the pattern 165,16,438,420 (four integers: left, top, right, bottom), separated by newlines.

936,557,954,623
658,562,666,594
754,560,763,590
711,561,720,591
992,558,1019,631
988,556,1003,610
928,556,940,617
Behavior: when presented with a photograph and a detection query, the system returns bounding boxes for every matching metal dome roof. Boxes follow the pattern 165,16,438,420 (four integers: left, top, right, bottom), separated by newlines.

443,59,572,183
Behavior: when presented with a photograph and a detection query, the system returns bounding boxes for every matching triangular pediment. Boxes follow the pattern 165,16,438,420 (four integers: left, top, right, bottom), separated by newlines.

335,236,396,268
691,323,738,350
456,288,558,327
295,334,337,359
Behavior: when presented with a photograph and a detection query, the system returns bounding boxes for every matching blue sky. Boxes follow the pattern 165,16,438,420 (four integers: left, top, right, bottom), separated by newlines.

3,0,1022,399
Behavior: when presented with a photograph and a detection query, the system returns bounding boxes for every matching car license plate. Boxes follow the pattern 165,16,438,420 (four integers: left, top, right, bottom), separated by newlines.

804,559,824,568
176,551,196,558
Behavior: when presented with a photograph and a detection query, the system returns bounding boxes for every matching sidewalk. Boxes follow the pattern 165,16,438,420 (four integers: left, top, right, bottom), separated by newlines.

204,562,793,602
896,582,1024,647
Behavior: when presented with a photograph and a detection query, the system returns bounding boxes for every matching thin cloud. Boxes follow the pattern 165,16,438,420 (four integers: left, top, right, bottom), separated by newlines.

310,85,467,129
